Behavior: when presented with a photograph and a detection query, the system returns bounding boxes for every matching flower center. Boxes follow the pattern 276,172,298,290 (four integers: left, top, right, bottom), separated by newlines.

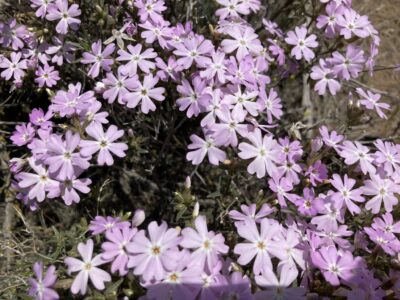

152,245,161,256
256,241,266,250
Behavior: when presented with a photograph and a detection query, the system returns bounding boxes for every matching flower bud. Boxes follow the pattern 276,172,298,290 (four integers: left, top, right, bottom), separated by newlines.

184,176,191,189
132,209,145,227
193,202,200,218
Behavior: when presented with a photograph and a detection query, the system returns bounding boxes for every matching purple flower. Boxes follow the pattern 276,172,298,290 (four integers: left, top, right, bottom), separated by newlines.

329,45,365,80
339,141,375,175
155,56,182,82
222,86,260,122
372,213,400,234
35,63,60,88
258,88,283,124
134,0,166,23
126,221,181,281
174,35,213,69
0,19,29,50
216,0,250,20
64,239,111,295
45,36,76,66
221,26,263,60
177,77,207,118
229,203,275,224
46,0,81,34
238,129,281,178
356,88,390,119
336,8,371,39
180,215,229,271
125,74,165,113
364,227,400,256
285,26,318,62
362,174,399,213
31,0,55,19
117,44,157,76
311,246,360,286
295,188,319,216
331,174,365,215
305,160,328,186
80,123,128,166
310,59,341,95
102,71,138,104
11,123,35,146
28,262,59,300
316,2,345,38
50,83,95,117
60,174,91,205
212,108,249,147
186,134,226,166
199,51,228,83
373,139,400,175
234,219,279,275
17,157,59,202
88,216,130,235
319,126,343,149
81,41,115,78
268,174,297,207
101,226,137,275
29,108,53,129
255,264,306,300
45,131,90,180
0,52,28,81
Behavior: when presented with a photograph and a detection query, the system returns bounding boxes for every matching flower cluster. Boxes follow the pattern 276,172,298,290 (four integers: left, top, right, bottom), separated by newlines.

2,0,399,299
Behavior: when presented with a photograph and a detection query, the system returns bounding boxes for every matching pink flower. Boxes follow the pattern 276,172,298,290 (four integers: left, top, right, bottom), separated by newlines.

311,246,360,286
80,123,128,166
125,74,165,113
238,129,282,178
81,41,115,78
117,44,157,76
186,134,226,166
234,219,279,275
46,0,81,34
59,174,91,205
356,88,390,119
212,108,248,147
180,215,229,271
221,26,263,60
64,239,111,295
126,221,181,281
330,174,365,215
285,26,318,62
